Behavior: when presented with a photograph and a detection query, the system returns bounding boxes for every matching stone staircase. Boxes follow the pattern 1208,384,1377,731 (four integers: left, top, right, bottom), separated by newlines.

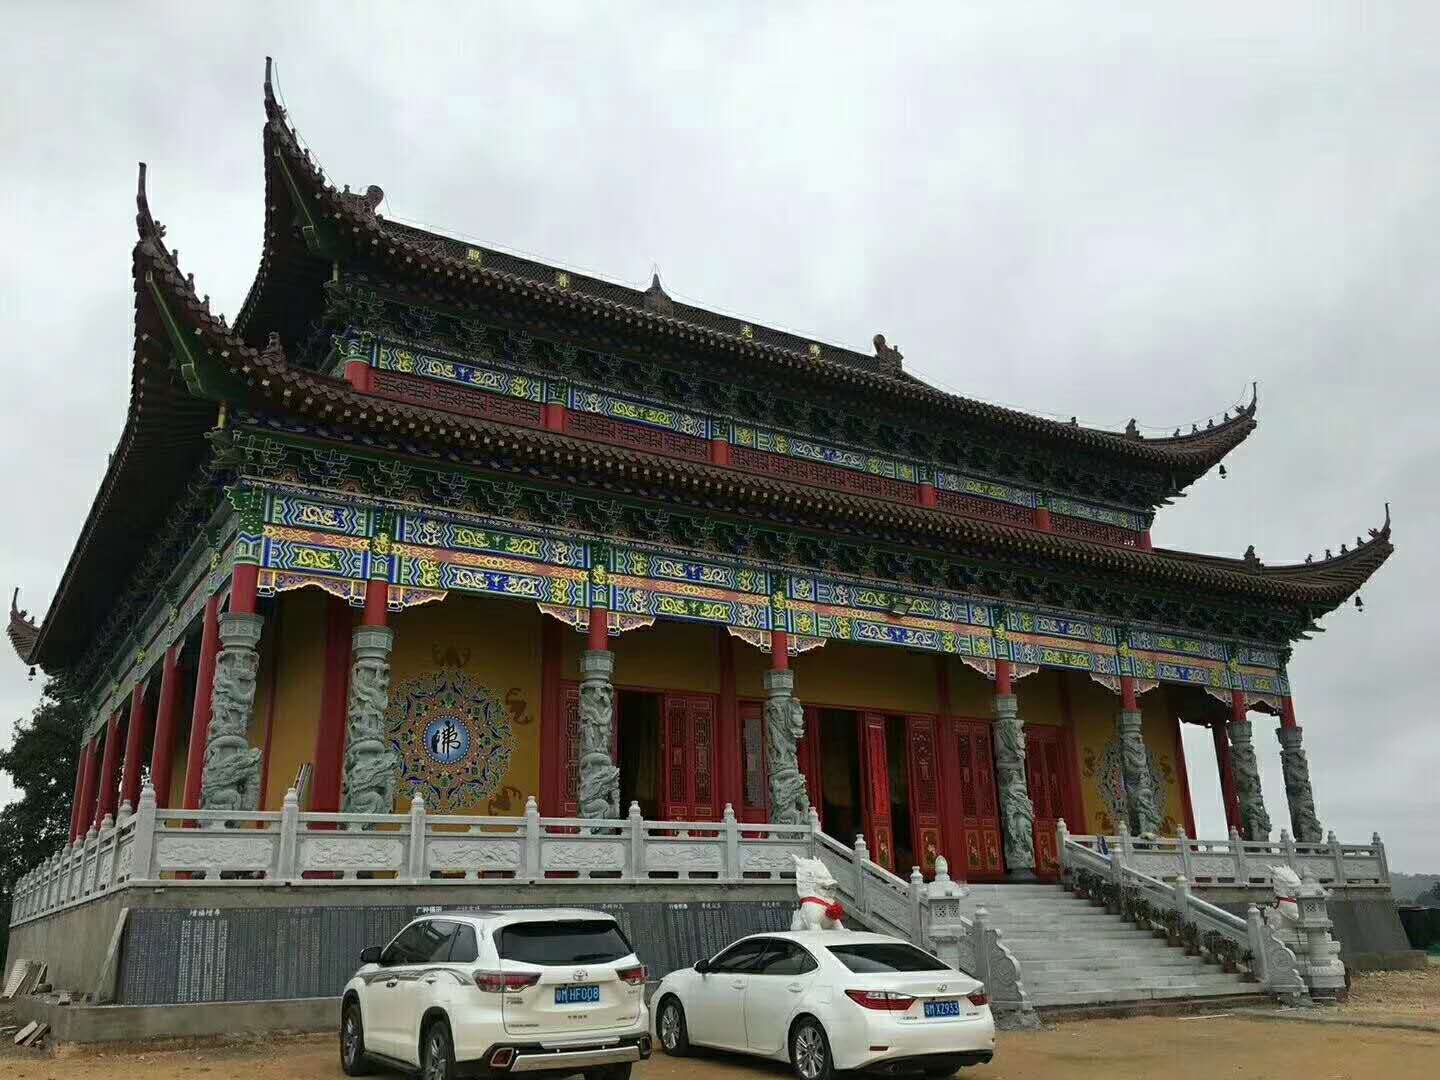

955,883,1264,1009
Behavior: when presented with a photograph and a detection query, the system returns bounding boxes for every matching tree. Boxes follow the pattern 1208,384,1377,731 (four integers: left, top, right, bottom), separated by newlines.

1417,882,1440,909
0,680,84,969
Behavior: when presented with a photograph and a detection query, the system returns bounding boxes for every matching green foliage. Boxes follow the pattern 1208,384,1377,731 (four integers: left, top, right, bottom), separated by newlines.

0,680,84,969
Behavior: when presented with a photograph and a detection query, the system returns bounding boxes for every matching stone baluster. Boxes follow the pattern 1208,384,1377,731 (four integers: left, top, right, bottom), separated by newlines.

909,866,925,942
627,800,645,878
1177,827,1194,880
342,625,400,814
991,676,1036,876
277,787,299,879
1373,832,1389,885
1328,830,1345,885
1225,716,1271,841
853,834,870,916
406,794,427,880
524,796,542,882
763,669,810,824
722,804,740,881
1229,825,1246,881
199,612,265,813
577,650,619,819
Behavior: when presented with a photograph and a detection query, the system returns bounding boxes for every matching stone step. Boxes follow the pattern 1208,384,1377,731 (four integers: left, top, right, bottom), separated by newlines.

1025,971,1243,993
1007,945,1191,961
1025,961,1203,979
1026,982,1260,1009
1000,928,1155,941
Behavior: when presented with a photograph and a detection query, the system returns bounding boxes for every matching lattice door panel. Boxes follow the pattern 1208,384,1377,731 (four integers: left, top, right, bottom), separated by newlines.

859,713,894,870
904,715,943,877
739,700,768,823
1025,725,1070,878
943,718,1004,877
661,693,717,821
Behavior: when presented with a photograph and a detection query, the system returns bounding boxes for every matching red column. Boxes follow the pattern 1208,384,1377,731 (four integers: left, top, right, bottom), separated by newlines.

587,606,608,652
1033,506,1052,531
344,356,372,393
119,681,151,811
1280,696,1298,729
716,630,740,812
1120,675,1138,712
182,594,222,810
77,736,101,838
68,742,89,842
94,711,122,828
231,563,259,615
1138,530,1153,552
149,645,183,810
994,658,1012,696
771,629,789,671
1214,701,1242,831
918,481,937,508
311,597,356,814
363,578,389,626
709,437,731,466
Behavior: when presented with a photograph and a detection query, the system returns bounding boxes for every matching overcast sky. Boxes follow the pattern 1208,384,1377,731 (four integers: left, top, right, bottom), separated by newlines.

2,4,1435,873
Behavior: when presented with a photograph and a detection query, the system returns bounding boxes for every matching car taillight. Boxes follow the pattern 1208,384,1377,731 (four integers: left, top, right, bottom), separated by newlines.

617,964,647,986
845,989,916,1011
967,991,989,1007
474,970,540,993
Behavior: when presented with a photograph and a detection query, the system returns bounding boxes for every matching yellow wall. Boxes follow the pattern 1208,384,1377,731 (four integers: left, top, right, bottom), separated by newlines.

1067,673,1187,836
260,587,328,810
388,594,542,814
789,641,939,714
562,620,721,693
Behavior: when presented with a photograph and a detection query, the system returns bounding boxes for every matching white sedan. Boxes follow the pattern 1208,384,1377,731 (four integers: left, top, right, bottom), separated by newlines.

651,930,994,1079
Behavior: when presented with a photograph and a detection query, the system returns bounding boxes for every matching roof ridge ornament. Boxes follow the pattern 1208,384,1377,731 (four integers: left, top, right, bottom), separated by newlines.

873,334,903,370
263,56,284,123
642,272,674,315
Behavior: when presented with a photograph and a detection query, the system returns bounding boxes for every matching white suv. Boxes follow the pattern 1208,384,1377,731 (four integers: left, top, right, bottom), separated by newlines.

341,908,651,1080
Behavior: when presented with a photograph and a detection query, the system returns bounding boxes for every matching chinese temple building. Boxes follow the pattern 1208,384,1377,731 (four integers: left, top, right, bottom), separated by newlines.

8,62,1393,898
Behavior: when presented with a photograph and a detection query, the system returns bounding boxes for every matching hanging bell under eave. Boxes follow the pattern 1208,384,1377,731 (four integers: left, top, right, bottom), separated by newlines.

1219,465,1228,479
1355,595,1364,613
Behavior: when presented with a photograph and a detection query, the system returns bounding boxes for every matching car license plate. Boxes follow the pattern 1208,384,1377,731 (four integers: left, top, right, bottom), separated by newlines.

923,999,961,1018
555,984,600,1005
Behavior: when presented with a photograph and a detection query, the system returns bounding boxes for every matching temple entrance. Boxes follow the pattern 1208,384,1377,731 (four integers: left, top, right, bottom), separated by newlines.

937,718,1005,879
616,689,717,821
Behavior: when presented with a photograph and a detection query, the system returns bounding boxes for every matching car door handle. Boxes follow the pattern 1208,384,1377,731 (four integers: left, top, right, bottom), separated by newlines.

731,979,746,989
385,979,398,988
424,976,438,985
787,983,803,993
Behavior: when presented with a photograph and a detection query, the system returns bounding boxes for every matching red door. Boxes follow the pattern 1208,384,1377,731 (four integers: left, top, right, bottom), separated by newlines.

1025,726,1070,878
939,719,1004,879
859,713,895,871
904,715,943,877
661,693,717,821
558,681,617,818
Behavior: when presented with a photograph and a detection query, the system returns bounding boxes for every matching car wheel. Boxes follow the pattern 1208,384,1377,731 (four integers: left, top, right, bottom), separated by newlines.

657,996,691,1056
789,1018,834,1080
420,1019,455,1080
339,1001,372,1076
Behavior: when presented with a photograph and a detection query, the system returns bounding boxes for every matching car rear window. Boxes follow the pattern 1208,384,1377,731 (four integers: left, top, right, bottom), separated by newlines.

498,920,633,966
826,942,950,973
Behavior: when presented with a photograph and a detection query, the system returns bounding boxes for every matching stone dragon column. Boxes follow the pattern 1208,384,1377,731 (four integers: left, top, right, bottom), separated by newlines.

1117,677,1163,836
577,622,620,819
764,667,810,824
341,624,401,814
1276,697,1322,843
1226,691,1272,841
991,660,1036,875
199,611,265,811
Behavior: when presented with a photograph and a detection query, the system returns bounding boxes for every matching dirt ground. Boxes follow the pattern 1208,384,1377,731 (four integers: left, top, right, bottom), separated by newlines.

0,1012,1434,1080
1338,963,1440,1023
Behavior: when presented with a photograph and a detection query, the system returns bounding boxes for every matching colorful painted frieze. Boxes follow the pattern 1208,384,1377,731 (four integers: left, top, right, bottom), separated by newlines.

933,471,1035,508
376,342,544,402
1044,495,1147,533
570,388,709,438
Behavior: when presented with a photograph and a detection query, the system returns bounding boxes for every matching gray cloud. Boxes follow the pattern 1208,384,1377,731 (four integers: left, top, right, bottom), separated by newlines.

2,3,1435,871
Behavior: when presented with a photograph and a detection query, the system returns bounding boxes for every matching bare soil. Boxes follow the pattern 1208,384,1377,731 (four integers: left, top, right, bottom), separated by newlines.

1338,963,1440,1024
0,1010,1435,1080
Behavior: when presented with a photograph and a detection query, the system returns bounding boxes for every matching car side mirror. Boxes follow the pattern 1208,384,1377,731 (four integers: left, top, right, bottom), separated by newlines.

360,945,383,965
694,958,712,975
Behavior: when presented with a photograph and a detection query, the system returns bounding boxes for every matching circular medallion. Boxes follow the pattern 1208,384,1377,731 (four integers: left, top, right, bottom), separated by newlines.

387,669,515,812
